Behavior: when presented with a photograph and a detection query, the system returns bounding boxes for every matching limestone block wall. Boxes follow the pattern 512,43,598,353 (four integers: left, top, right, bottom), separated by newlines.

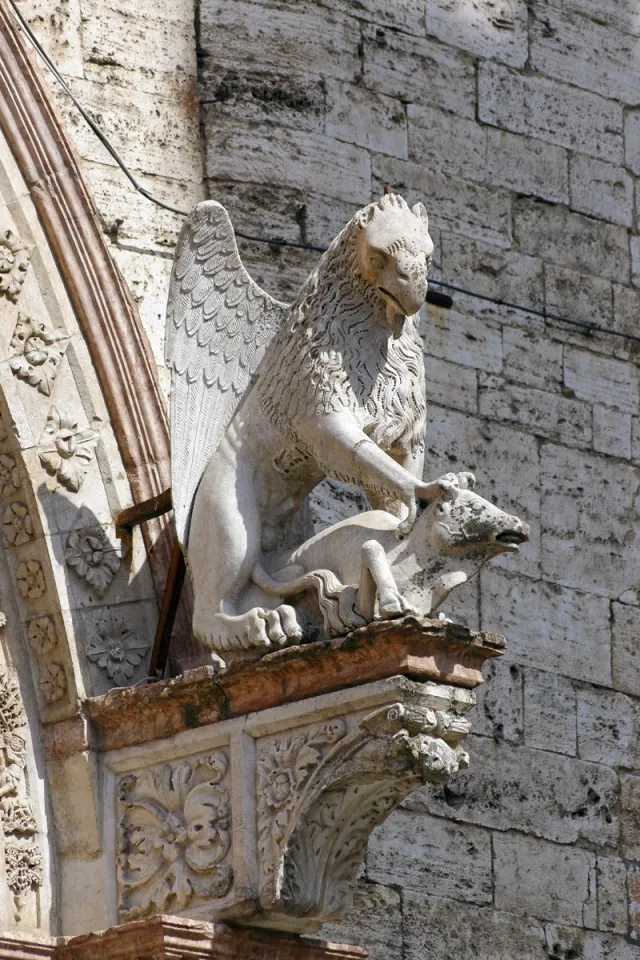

8,0,640,956
195,2,640,958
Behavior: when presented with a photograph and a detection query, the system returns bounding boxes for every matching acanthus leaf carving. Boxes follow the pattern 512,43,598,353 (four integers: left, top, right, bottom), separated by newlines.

256,695,471,926
0,229,31,303
10,313,65,396
116,750,233,921
39,406,98,492
0,669,42,920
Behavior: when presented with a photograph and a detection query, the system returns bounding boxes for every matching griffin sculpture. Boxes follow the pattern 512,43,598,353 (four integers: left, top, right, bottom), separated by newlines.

166,193,442,656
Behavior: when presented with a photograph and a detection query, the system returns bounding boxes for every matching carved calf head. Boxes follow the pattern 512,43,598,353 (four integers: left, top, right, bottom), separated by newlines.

356,193,433,337
417,472,529,559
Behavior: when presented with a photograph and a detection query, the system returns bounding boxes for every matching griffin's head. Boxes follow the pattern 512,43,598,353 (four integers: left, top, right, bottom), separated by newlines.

356,193,433,338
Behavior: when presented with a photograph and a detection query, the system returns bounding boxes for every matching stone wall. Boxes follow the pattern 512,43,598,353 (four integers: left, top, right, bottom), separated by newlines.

12,0,640,956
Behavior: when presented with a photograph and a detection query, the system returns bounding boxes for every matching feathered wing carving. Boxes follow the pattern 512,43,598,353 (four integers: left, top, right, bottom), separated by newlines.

165,201,290,545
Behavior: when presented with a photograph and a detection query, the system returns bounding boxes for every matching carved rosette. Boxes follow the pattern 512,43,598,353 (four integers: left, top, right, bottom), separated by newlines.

256,696,470,925
86,611,150,687
39,406,98,493
0,230,31,303
65,526,123,596
116,751,233,921
10,313,65,396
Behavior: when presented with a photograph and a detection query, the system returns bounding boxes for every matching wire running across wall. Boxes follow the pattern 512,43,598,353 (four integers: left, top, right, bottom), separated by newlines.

8,0,640,348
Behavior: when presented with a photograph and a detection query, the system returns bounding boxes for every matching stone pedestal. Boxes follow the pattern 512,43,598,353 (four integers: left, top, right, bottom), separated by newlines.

0,916,367,960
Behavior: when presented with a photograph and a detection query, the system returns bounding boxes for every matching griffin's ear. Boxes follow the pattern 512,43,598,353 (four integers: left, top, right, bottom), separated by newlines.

412,201,429,226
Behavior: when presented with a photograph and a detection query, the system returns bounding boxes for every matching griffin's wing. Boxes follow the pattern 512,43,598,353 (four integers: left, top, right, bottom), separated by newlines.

165,201,290,546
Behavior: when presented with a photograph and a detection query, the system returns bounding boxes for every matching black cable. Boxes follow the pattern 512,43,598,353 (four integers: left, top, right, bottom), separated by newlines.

9,0,640,347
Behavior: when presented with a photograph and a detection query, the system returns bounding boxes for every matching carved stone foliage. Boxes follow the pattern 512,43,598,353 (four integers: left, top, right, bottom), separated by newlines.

117,751,233,921
0,229,31,303
39,406,98,493
3,502,33,545
65,526,123,596
256,696,470,925
16,560,46,600
0,669,42,920
86,611,150,686
27,617,68,704
0,454,21,498
10,313,65,396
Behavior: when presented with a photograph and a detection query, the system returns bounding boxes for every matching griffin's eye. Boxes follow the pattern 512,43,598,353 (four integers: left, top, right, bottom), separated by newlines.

368,251,386,272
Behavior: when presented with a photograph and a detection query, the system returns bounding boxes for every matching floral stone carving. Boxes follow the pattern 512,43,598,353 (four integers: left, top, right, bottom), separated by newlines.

0,669,42,920
10,313,65,396
4,503,33,545
0,230,31,303
65,526,123,596
26,617,69,706
255,683,472,928
86,611,150,686
39,406,98,493
16,560,46,600
0,454,21,498
117,751,233,921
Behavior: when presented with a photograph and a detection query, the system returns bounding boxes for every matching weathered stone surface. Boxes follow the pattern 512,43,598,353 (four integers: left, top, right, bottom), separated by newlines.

425,0,528,68
199,1,361,85
593,405,632,460
362,26,476,117
472,659,523,743
613,282,640,339
502,325,563,391
319,883,402,960
540,443,640,598
478,63,623,162
427,307,503,374
625,110,640,175
494,833,597,926
569,155,634,228
480,569,612,685
620,773,640,859
530,4,640,105
486,128,569,205
403,892,548,959
406,105,486,181
478,376,592,449
524,669,577,756
514,199,629,283
612,602,640,696
577,685,639,768
325,82,407,158
423,353,478,414
404,735,618,847
545,264,614,330
203,71,326,135
440,233,544,309
368,808,492,904
597,856,629,935
204,116,371,205
544,925,640,960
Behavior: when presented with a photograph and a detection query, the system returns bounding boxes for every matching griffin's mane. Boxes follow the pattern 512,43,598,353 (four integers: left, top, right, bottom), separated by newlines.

258,194,427,456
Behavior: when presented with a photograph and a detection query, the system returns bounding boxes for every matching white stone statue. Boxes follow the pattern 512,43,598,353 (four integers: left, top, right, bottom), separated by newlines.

167,193,441,655
248,471,529,640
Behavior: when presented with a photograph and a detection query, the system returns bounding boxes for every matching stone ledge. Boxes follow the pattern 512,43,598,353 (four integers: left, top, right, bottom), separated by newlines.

0,917,366,960
45,617,504,756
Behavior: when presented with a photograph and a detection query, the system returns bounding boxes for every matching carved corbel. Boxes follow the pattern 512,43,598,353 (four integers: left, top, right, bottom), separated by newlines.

255,682,473,929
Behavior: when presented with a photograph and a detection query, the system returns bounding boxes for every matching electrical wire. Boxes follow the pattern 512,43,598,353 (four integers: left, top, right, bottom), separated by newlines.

9,0,640,347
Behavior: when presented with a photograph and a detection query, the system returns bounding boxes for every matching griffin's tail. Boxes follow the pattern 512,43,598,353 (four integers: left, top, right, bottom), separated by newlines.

251,564,366,637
